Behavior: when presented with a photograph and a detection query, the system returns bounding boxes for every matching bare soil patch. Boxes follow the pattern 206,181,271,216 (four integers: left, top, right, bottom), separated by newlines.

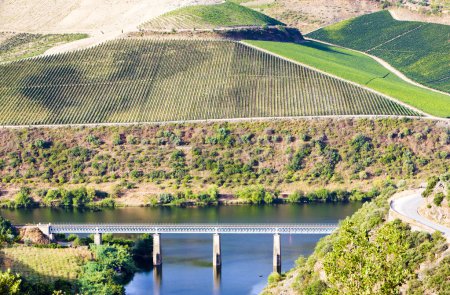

389,8,450,25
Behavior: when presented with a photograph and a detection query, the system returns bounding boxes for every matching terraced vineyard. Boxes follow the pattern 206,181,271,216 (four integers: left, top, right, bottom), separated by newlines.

0,39,420,125
308,11,450,93
140,1,283,30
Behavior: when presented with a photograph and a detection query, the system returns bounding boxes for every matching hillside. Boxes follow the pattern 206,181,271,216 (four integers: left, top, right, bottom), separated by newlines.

139,1,284,30
263,187,450,295
0,39,419,126
0,0,219,34
0,33,87,63
307,11,450,93
238,0,380,33
0,119,448,205
246,40,450,118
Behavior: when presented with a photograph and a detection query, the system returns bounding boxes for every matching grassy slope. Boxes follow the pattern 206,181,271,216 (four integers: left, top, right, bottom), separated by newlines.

246,40,450,118
0,33,88,63
140,1,284,30
307,11,450,93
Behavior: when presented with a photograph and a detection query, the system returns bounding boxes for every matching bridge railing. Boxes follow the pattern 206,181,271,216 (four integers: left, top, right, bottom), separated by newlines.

43,223,338,234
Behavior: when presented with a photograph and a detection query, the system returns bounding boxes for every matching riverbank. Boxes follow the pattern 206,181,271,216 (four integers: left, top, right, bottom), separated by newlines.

0,184,379,210
263,185,450,294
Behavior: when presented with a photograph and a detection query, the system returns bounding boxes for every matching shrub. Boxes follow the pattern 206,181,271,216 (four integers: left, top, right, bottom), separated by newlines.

112,134,123,145
0,270,22,294
159,193,174,204
132,234,153,258
287,190,305,203
78,244,136,294
433,192,444,206
86,135,102,146
34,139,51,149
67,234,78,242
237,186,267,204
14,188,34,208
349,134,373,153
422,176,439,197
126,135,138,145
267,272,282,284
289,144,311,171
0,216,18,243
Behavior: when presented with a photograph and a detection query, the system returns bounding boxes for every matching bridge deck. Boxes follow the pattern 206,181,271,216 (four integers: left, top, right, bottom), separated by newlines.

43,223,338,234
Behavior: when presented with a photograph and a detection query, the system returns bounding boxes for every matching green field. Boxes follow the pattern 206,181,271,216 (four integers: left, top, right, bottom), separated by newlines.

0,39,420,125
307,11,450,93
246,40,450,118
139,1,283,30
0,32,87,63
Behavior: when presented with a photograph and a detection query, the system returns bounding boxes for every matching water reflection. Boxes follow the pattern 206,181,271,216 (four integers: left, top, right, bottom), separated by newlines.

213,266,221,294
153,266,162,295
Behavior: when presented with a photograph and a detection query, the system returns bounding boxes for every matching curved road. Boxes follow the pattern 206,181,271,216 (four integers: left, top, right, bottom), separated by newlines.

391,190,450,239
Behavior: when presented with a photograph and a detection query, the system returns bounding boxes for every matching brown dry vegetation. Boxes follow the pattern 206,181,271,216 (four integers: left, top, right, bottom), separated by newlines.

241,0,380,33
0,119,448,206
19,227,50,245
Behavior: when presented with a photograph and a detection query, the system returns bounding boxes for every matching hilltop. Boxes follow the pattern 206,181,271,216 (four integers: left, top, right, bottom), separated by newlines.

140,1,284,30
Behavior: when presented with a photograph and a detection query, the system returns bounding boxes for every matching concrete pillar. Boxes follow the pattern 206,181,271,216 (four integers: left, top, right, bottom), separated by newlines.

273,233,281,273
213,233,221,267
153,233,162,266
94,233,102,245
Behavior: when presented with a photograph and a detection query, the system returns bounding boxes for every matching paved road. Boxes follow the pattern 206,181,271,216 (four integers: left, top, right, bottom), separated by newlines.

391,191,450,238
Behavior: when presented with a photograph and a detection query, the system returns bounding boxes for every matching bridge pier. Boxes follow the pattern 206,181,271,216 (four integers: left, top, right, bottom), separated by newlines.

153,233,162,266
273,233,281,273
213,233,221,267
94,233,102,245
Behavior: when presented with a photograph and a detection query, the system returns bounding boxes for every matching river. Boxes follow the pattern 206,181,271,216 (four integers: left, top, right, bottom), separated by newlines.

0,203,362,295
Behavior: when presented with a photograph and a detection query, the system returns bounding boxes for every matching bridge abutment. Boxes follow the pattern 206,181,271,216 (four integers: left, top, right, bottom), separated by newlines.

94,233,102,245
37,223,53,241
273,233,281,273
213,233,221,267
153,233,162,266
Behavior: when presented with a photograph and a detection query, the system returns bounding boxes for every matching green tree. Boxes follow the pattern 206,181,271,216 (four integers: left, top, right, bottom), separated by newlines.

0,216,17,244
14,188,34,209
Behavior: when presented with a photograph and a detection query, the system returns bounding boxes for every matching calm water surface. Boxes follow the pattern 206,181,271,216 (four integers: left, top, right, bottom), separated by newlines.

1,203,361,295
